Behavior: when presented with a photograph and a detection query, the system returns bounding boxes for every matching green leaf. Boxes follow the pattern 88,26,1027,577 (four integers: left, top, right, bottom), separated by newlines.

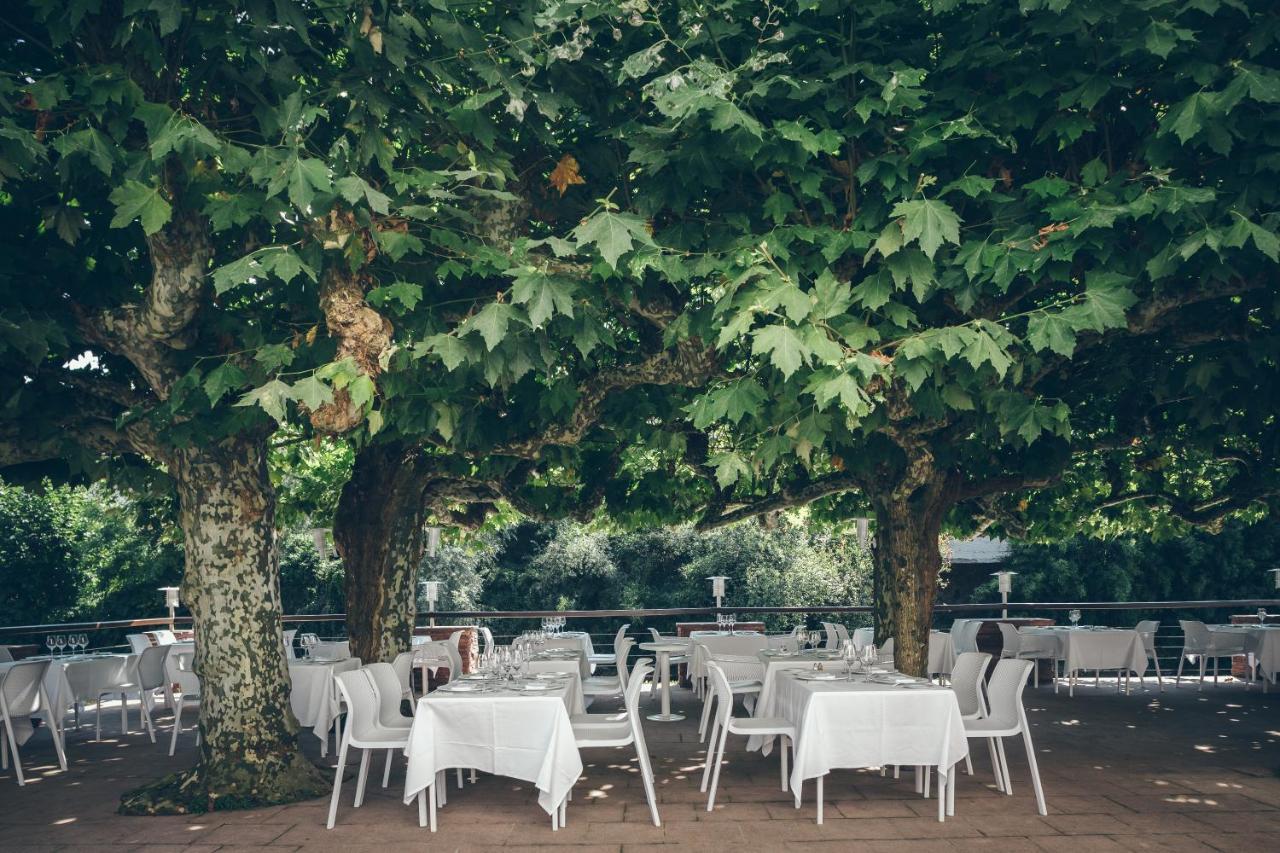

1080,158,1108,187
291,375,333,411
1026,311,1078,357
890,199,961,259
203,363,246,407
1160,91,1219,144
335,175,391,214
463,302,513,351
940,175,994,198
287,157,331,211
572,211,653,269
265,248,313,284
751,325,810,379
1064,272,1137,332
108,180,172,235
510,268,576,328
963,331,1012,377
368,281,424,312
423,334,470,370
886,250,936,302
255,343,295,372
710,452,752,489
871,222,904,259
807,370,869,416
51,128,115,175
233,379,293,422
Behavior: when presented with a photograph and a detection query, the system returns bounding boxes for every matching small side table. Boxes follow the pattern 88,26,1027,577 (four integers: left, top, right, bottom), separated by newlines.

639,641,689,722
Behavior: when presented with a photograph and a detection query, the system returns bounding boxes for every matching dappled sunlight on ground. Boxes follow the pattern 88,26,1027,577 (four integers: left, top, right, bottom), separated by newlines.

0,679,1277,851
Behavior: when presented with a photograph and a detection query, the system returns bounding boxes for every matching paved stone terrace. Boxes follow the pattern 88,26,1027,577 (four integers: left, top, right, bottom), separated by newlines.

1,677,1278,852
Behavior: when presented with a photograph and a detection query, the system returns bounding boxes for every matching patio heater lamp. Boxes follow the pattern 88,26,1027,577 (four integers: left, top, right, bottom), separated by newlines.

309,527,331,560
708,576,728,612
159,586,180,630
1269,567,1280,590
424,525,443,626
991,571,1017,619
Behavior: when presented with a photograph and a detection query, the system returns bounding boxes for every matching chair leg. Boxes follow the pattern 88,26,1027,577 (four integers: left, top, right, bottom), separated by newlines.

986,738,1003,792
354,748,371,808
326,733,351,829
3,717,24,786
1,723,8,770
95,697,102,742
39,686,68,772
635,741,662,827
120,692,128,735
141,692,155,744
700,719,719,793
706,723,729,811
964,752,973,776
1021,725,1048,816
1176,655,1185,687
456,767,464,788
1198,656,1206,692
382,748,393,788
698,692,714,741
168,698,183,757
996,738,1013,796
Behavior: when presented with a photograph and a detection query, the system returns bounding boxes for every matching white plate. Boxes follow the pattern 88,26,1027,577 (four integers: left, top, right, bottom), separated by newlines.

796,672,842,681
441,683,479,692
520,683,552,691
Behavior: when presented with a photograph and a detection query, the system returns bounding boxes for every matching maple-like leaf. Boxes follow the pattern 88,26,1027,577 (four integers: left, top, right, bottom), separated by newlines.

548,154,586,196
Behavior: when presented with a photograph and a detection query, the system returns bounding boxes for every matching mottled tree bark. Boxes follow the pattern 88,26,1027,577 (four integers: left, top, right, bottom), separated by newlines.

871,486,949,678
120,434,325,813
333,441,429,664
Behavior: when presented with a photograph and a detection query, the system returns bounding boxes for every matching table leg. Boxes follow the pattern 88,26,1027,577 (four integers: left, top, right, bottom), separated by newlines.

646,650,685,722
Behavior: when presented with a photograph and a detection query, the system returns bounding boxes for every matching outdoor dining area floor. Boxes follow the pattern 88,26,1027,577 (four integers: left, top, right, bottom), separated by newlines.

1,680,1277,853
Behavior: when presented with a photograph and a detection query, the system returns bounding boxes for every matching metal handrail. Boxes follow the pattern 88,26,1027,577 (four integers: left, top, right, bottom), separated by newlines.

2,599,1276,635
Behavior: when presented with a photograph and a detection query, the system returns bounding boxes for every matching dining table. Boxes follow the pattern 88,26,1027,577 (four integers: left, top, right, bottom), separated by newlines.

402,674,583,828
1018,626,1147,695
289,656,361,755
1209,624,1280,686
759,666,968,823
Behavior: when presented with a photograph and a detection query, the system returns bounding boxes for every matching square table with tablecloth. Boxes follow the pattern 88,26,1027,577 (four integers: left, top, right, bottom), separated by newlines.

289,657,361,752
402,677,583,818
688,632,796,686
1209,624,1280,685
527,648,591,683
766,669,968,816
1019,627,1146,693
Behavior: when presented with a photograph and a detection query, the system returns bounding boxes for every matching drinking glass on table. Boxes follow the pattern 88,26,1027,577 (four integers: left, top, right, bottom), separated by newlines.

842,641,859,679
1258,608,1268,623
45,635,56,657
1069,609,1082,628
861,643,877,671
80,634,89,653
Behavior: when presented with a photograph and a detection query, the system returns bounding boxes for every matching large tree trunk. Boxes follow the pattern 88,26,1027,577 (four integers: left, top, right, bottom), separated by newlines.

870,467,954,679
120,434,325,814
333,441,428,664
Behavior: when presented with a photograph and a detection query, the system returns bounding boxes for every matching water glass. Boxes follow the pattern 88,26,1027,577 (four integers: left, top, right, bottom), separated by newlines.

45,635,56,656
54,635,66,656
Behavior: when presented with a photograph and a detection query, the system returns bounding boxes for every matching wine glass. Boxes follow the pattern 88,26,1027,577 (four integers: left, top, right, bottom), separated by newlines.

842,641,859,680
862,643,877,671
45,635,55,657
1069,609,1082,628
1257,608,1268,623
54,635,66,657
79,634,89,654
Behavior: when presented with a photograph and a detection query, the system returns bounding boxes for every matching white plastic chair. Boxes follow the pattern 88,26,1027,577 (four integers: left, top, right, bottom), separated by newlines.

877,637,895,665
588,624,629,667
852,627,875,650
833,624,851,648
821,622,837,649
583,638,634,699
697,654,763,742
479,626,495,658
962,658,1047,815
0,647,11,663
166,650,201,756
1134,620,1163,691
126,634,151,654
951,620,983,655
1,660,67,785
949,651,992,777
65,655,149,742
282,629,298,661
571,658,661,827
702,662,795,812
137,644,170,722
997,623,1055,688
1177,620,1246,690
391,651,416,706
365,662,416,788
327,668,429,830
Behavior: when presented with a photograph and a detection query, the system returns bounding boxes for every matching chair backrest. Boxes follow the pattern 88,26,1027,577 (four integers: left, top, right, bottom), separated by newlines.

852,627,875,650
1135,620,1160,655
877,637,895,663
138,645,170,691
480,626,495,656
615,637,635,688
152,630,177,645
391,651,414,696
0,646,12,663
624,657,652,713
952,619,983,654
834,624,851,643
997,622,1021,656
282,629,298,660
0,660,48,718
648,627,663,642
613,623,630,653
820,622,835,648
164,649,200,695
949,652,992,717
984,658,1033,731
448,630,465,649
126,634,151,653
64,657,122,697
364,662,410,729
335,668,398,746
705,661,737,727
1179,619,1210,651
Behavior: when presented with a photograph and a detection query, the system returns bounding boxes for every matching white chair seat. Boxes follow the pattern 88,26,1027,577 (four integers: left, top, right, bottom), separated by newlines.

572,719,631,742
582,676,622,693
726,716,794,736
962,716,1020,736
728,680,762,692
570,711,628,727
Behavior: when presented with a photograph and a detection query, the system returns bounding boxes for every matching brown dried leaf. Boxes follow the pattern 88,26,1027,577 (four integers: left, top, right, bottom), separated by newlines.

548,154,586,196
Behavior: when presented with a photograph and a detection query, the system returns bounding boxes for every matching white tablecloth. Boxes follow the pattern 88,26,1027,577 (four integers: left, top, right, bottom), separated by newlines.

311,640,351,660
689,633,776,684
403,681,582,815
414,639,462,679
549,631,596,659
1019,628,1147,675
929,631,956,677
528,648,591,681
771,671,968,802
751,648,845,752
289,658,361,744
1210,625,1280,683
